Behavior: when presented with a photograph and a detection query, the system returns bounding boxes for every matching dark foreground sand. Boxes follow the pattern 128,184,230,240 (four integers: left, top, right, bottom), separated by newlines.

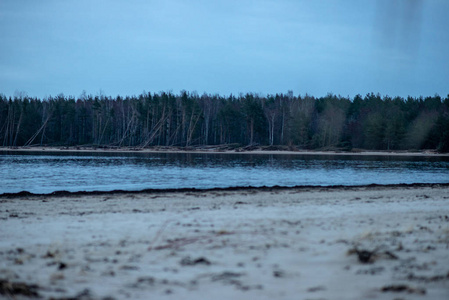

1,185,449,299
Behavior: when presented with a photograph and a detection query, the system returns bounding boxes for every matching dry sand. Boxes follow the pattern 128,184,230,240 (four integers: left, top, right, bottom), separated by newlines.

1,185,449,299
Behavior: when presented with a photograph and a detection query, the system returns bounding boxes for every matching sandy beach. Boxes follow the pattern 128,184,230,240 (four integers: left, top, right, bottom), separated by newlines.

1,146,449,157
1,185,449,299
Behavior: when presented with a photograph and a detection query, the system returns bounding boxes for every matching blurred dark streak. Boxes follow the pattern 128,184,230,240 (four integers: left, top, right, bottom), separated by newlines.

375,0,423,56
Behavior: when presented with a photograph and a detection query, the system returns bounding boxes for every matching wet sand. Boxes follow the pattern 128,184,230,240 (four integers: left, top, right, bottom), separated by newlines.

1,185,449,299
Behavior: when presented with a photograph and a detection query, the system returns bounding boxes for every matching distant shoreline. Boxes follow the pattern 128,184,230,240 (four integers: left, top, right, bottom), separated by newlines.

1,146,448,157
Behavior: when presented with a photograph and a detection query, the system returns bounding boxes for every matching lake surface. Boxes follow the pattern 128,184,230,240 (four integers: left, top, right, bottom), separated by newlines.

1,151,449,194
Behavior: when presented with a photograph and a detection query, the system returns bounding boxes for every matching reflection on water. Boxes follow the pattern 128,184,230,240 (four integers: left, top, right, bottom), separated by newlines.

1,151,448,194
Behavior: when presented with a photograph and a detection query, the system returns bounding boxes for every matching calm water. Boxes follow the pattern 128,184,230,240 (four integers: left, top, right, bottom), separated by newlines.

1,151,449,194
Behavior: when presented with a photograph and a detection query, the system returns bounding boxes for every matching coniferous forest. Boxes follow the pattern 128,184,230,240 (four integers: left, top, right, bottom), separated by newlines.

1,91,448,152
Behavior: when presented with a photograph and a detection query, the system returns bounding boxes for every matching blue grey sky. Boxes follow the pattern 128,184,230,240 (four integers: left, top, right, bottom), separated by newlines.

1,0,448,99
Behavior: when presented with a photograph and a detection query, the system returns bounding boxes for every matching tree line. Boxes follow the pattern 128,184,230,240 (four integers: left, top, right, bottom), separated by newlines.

1,91,448,152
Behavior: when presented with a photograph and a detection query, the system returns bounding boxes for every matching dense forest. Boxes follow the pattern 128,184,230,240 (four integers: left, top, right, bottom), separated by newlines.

1,91,448,152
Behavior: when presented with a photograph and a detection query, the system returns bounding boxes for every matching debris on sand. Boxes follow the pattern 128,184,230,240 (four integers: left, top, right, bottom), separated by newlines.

0,279,40,298
211,272,243,282
180,256,211,266
355,249,375,263
381,284,426,295
209,272,260,291
307,285,326,292
49,288,115,300
407,272,449,282
272,270,285,278
347,247,399,264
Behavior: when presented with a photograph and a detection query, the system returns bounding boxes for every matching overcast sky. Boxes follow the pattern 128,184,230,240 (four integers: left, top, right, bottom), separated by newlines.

1,0,448,99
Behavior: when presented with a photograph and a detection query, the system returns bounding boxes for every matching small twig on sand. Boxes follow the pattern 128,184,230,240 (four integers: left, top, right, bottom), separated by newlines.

148,220,172,251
